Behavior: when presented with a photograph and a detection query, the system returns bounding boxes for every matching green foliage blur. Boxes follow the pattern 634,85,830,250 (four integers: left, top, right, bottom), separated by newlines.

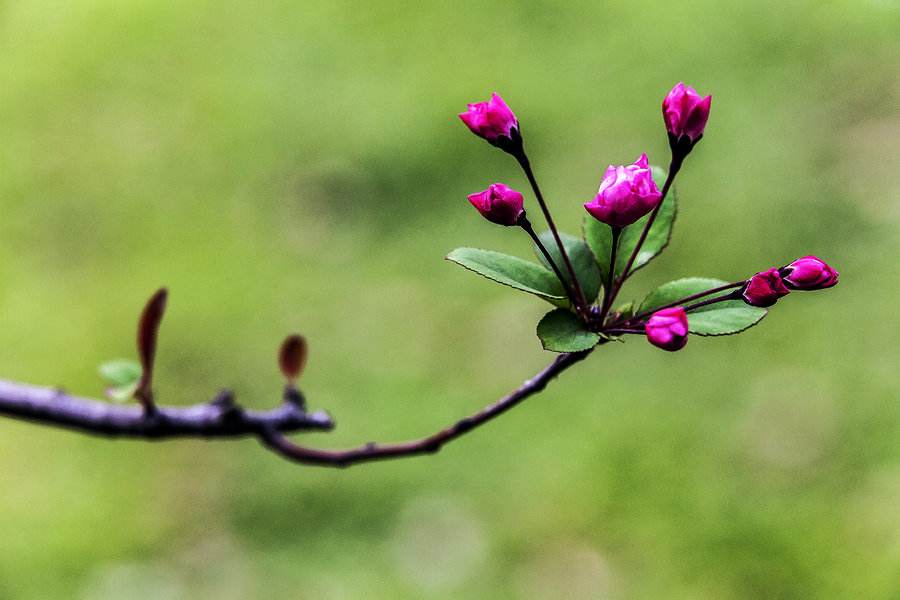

0,1,898,598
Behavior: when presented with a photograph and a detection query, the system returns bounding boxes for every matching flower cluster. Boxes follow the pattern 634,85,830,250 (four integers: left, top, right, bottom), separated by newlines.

452,84,838,354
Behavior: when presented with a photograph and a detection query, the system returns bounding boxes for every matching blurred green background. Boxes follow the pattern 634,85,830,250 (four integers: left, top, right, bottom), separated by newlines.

0,0,898,598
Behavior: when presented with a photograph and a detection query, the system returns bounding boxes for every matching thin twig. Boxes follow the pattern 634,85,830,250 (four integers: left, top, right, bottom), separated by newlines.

259,349,594,468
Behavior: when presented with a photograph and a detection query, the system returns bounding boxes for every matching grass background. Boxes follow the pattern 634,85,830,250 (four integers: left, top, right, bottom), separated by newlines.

0,1,898,598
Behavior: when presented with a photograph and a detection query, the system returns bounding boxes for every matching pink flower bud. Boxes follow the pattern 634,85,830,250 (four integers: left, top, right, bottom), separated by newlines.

583,153,662,228
467,183,525,226
459,93,519,146
781,256,839,290
742,268,790,307
645,307,689,352
662,82,712,148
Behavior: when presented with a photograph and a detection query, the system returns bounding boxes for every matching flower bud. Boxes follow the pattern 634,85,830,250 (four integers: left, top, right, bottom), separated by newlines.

645,307,689,352
459,93,520,150
467,183,525,226
583,153,662,228
662,82,712,153
781,256,839,290
742,268,790,307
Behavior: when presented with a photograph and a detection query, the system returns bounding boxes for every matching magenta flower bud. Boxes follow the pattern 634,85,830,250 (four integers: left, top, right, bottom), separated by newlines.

742,268,790,307
467,183,525,226
645,307,689,352
662,82,712,153
781,256,839,290
583,153,662,228
459,93,520,151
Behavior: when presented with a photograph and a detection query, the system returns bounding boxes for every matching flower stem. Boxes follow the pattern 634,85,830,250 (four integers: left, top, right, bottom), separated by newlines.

519,216,578,309
606,155,684,308
516,152,589,315
604,327,645,336
681,291,741,313
597,226,621,324
625,281,745,324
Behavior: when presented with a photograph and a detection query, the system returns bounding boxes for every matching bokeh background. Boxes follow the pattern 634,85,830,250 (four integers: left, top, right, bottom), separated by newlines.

0,1,898,598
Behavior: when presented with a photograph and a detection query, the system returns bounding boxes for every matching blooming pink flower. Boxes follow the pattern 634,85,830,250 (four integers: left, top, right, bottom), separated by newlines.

782,256,839,290
583,153,662,228
742,268,790,307
467,183,525,226
663,83,712,145
459,93,519,144
645,307,689,352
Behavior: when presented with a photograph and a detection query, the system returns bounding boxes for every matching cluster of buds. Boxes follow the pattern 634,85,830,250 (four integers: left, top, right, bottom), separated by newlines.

742,256,839,307
456,83,838,354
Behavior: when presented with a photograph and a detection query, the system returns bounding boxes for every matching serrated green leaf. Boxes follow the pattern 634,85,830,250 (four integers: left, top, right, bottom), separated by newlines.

688,300,767,336
536,308,600,352
532,231,602,303
639,277,730,314
446,248,567,304
584,166,677,285
98,360,142,387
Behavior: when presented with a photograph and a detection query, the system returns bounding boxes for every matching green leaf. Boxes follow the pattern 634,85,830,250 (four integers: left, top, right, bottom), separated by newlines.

99,360,142,387
639,277,729,314
584,166,677,285
446,248,566,303
532,231,602,303
99,359,142,403
536,308,600,352
688,301,767,336
106,381,140,403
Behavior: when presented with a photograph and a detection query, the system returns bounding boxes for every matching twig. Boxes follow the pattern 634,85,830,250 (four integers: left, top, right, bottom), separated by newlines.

259,349,593,468
0,349,592,467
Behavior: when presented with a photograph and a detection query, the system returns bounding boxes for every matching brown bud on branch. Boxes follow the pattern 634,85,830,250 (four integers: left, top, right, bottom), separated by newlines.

278,334,308,384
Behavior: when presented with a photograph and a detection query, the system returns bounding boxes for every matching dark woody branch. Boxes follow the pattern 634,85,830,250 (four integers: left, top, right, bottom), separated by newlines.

0,379,333,438
0,289,591,467
0,350,590,467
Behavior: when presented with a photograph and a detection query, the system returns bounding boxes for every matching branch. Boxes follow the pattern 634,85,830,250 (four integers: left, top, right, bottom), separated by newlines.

258,349,593,468
0,349,591,465
0,379,332,438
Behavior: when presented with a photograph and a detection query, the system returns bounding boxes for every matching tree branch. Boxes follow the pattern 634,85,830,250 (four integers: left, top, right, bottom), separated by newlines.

0,379,333,438
0,346,594,466
258,349,594,468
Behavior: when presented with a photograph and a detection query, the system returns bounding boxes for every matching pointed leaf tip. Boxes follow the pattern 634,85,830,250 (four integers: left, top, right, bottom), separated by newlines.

279,334,308,382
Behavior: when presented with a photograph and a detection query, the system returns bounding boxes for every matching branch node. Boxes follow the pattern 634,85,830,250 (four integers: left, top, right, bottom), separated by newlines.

283,385,306,411
210,389,243,421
